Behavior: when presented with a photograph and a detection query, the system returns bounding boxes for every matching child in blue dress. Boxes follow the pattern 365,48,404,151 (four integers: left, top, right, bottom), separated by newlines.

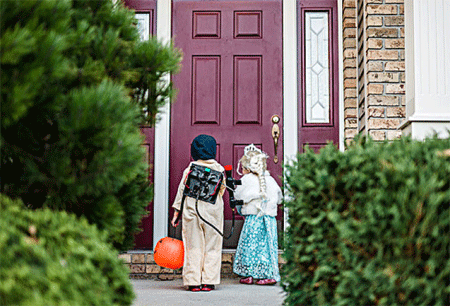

232,144,282,285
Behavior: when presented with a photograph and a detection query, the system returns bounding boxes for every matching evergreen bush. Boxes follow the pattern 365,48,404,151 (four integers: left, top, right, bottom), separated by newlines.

0,194,134,306
282,136,450,305
1,0,181,250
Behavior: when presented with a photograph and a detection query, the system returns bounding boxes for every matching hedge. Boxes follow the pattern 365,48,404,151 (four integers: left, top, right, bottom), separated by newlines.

282,136,450,305
0,194,134,306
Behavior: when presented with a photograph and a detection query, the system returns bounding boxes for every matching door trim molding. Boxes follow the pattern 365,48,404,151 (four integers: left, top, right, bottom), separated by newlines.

153,0,171,249
338,0,344,151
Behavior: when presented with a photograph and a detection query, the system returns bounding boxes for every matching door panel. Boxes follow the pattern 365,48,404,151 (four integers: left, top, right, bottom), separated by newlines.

298,0,340,152
171,0,283,248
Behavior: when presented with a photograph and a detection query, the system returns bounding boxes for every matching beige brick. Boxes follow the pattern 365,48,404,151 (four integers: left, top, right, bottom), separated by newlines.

221,264,234,274
345,88,357,98
368,84,384,94
132,254,145,264
385,62,405,71
400,27,405,37
367,50,398,60
130,264,146,274
344,38,357,49
368,118,401,129
367,38,383,49
399,50,405,60
345,118,358,128
146,253,155,264
344,28,356,38
343,8,356,18
146,264,163,274
386,83,405,94
345,98,357,108
118,254,131,264
399,4,404,14
385,38,405,49
222,253,234,264
367,0,383,3
385,0,404,3
367,61,384,72
367,16,383,26
345,138,356,146
367,28,399,38
368,72,400,83
344,49,357,58
384,16,404,26
368,95,399,106
369,130,386,141
387,130,403,140
158,274,183,280
344,18,357,28
386,106,405,117
345,78,357,88
145,264,173,274
343,0,356,8
345,128,358,139
344,68,357,79
400,72,405,82
345,108,357,118
367,5,398,15
344,58,357,69
368,107,386,117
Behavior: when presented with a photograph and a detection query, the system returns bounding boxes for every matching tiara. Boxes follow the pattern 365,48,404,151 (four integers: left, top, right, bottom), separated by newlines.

244,144,263,156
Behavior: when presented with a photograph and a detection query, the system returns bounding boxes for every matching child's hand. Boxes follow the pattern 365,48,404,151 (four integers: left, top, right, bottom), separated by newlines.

171,210,179,227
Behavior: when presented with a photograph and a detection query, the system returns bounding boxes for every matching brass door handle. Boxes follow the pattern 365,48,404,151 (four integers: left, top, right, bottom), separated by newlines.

271,115,280,164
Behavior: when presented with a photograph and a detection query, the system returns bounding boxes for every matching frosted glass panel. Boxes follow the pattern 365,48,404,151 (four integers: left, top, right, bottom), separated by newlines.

305,12,330,124
136,13,149,41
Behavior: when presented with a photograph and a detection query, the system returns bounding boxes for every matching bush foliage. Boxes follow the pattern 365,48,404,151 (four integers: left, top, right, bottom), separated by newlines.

0,194,134,306
282,136,450,305
1,0,181,250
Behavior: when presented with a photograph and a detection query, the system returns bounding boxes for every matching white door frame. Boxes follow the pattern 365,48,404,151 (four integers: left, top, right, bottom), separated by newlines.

152,0,344,249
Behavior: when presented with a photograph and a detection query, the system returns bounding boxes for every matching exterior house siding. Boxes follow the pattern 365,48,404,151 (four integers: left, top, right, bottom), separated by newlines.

120,0,448,254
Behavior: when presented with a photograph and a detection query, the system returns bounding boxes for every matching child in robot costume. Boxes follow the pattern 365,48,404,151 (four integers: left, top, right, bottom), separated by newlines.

171,134,226,292
232,144,282,285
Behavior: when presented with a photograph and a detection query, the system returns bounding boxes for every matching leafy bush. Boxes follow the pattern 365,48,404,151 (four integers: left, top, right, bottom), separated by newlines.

282,136,450,305
1,0,181,249
0,194,134,306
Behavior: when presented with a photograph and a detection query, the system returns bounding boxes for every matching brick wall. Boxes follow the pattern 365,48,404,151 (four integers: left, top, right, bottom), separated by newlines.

343,0,358,145
343,0,405,141
119,251,286,280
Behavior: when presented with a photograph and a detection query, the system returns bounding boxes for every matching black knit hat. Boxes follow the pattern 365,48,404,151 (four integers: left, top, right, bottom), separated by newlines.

191,134,217,161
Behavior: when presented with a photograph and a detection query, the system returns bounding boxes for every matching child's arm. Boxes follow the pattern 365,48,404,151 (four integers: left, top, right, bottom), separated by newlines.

171,167,190,227
234,174,262,204
171,209,179,227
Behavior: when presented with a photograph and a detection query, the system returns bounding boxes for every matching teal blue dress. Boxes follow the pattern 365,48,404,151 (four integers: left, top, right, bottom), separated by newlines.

233,214,280,281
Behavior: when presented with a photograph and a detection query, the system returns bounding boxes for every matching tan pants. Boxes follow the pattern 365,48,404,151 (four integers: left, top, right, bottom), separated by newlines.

181,197,223,286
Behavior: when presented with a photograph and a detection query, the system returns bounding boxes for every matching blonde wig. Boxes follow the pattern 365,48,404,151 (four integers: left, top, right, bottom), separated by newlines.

238,144,269,198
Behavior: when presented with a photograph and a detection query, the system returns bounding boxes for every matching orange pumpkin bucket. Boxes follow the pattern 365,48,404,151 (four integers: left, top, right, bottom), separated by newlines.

153,237,184,269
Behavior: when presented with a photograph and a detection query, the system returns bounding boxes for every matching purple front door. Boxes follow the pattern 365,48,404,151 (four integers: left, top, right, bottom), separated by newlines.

171,0,283,248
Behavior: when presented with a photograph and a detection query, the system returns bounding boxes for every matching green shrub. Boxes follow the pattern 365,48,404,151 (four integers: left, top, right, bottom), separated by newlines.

282,136,450,305
0,194,134,306
1,0,181,249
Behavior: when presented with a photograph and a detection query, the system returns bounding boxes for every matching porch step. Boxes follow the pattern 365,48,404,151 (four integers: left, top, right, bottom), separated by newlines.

119,250,285,280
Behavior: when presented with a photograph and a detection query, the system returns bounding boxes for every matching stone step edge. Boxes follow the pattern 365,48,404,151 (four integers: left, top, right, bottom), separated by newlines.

119,250,286,280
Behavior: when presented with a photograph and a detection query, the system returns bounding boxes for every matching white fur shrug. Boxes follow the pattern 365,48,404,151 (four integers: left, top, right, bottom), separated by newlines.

234,172,282,217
